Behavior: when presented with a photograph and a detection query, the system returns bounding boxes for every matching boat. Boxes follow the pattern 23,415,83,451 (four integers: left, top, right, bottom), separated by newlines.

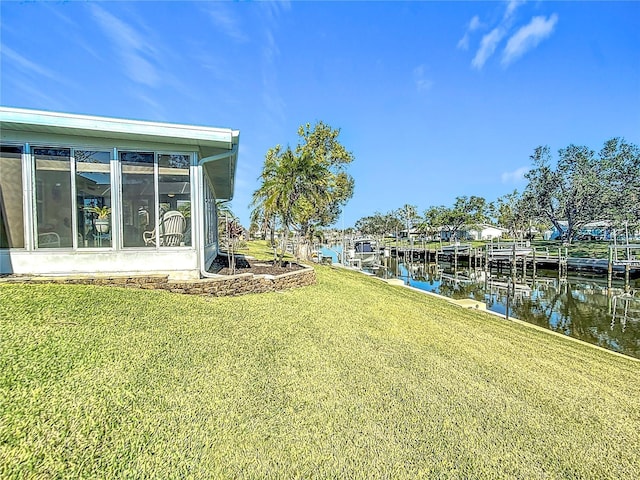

348,238,379,267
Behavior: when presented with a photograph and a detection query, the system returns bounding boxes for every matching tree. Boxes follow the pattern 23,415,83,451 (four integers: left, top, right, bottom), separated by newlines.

397,204,419,237
599,138,640,230
421,205,447,240
217,201,244,273
250,145,284,254
249,201,275,244
424,196,490,241
524,144,604,243
252,121,355,262
355,213,386,238
355,211,403,240
295,121,355,233
493,190,535,239
251,146,331,265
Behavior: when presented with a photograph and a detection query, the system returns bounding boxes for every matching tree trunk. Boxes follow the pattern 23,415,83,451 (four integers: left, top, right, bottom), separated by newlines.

278,227,289,267
296,238,311,261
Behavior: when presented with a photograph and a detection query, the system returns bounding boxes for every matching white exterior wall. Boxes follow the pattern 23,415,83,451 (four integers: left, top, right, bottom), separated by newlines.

467,226,505,241
1,108,238,279
479,227,504,240
1,249,200,279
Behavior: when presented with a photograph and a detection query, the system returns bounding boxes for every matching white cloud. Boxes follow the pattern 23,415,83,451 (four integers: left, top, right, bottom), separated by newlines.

502,14,559,66
413,65,433,92
259,1,292,23
259,5,290,132
466,1,536,69
3,74,71,110
204,3,249,43
501,166,529,183
128,88,167,120
472,27,506,69
457,15,483,50
469,15,482,31
89,4,161,87
504,0,526,21
2,45,62,82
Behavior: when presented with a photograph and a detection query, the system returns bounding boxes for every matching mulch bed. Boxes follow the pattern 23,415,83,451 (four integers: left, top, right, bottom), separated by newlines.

209,254,305,276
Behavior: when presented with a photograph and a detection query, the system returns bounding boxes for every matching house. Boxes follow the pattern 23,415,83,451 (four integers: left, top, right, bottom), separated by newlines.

466,224,507,241
439,224,506,242
398,228,421,240
0,107,239,279
544,221,610,241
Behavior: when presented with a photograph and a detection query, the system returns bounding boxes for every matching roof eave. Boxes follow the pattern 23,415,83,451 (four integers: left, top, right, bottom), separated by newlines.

0,106,236,150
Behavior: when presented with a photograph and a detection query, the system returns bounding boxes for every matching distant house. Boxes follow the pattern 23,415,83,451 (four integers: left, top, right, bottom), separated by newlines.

466,224,507,241
439,224,506,242
0,107,239,279
544,221,612,241
399,228,421,239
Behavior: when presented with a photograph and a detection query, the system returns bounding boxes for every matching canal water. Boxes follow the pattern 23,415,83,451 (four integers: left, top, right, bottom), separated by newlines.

319,245,344,264
369,258,640,360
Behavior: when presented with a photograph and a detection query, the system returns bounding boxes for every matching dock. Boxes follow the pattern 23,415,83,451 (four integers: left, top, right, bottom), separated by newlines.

389,244,640,291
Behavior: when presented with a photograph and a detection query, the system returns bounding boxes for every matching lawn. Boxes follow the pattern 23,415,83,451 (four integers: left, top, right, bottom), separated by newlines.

1,264,639,478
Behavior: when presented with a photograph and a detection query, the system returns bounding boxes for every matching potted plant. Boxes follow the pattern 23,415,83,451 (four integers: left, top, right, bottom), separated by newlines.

89,205,111,233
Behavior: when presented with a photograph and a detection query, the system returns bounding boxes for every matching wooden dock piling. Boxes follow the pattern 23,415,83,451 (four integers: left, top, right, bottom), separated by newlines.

608,246,613,293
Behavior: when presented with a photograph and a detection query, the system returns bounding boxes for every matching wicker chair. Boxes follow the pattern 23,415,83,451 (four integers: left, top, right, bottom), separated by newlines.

38,232,61,248
143,211,186,246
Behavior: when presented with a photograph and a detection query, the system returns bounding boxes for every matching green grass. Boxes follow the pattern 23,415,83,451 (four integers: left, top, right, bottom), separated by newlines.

531,240,612,259
241,239,279,260
1,266,639,478
240,239,298,263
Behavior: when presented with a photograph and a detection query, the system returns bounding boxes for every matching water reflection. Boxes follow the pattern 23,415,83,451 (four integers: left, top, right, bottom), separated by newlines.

371,258,640,359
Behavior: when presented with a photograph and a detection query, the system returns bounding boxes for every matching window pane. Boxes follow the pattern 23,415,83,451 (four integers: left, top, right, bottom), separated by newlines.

34,147,72,248
204,179,216,246
0,145,25,248
121,151,155,247
158,154,191,246
76,151,111,248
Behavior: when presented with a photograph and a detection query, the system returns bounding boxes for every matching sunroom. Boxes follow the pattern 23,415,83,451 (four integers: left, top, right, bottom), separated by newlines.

0,107,239,279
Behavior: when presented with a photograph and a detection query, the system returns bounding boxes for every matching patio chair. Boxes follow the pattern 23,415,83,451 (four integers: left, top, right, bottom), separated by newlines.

38,232,61,248
143,210,186,246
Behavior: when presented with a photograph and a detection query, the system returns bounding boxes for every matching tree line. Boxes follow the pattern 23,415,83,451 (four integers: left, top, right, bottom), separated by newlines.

249,127,639,261
356,138,640,244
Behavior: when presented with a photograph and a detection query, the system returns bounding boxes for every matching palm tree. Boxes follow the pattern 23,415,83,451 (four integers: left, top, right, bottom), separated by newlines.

251,146,284,259
252,147,330,265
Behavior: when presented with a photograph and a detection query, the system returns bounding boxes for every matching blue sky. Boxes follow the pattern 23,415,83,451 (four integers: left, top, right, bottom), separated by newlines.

1,1,639,228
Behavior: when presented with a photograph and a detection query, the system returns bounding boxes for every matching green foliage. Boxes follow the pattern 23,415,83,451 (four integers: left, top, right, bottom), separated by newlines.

252,147,331,263
396,204,419,232
353,138,639,245
355,211,402,238
217,201,244,273
252,122,355,261
295,122,355,230
177,201,191,218
524,139,640,243
86,205,111,219
423,195,490,240
599,138,640,227
493,190,539,238
1,268,639,478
